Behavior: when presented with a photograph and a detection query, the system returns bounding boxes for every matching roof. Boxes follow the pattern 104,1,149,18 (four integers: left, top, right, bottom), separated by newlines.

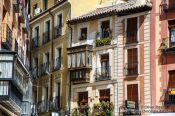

67,0,152,24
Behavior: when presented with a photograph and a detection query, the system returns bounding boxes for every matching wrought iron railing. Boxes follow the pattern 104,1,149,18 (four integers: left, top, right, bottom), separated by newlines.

37,100,50,113
94,66,111,81
32,67,38,78
40,62,49,76
71,72,90,84
50,96,61,111
53,57,62,71
125,63,138,76
126,30,137,44
32,36,39,48
54,25,62,38
43,31,51,44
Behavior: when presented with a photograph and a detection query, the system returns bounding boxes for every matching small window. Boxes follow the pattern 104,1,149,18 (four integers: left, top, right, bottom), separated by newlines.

99,89,110,102
79,27,87,40
101,20,110,38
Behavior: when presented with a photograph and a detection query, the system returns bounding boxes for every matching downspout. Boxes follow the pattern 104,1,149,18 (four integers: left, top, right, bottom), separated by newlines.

49,10,54,108
67,24,72,115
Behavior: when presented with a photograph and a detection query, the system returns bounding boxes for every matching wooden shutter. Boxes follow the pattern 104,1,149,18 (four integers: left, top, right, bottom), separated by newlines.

127,48,138,63
127,17,137,31
127,84,138,103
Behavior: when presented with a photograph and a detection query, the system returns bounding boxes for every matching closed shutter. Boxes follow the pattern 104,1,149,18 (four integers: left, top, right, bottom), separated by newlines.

127,84,138,104
168,71,175,88
127,48,138,63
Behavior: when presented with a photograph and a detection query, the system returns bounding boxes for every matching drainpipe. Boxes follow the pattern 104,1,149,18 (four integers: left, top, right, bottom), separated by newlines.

48,10,54,110
67,24,72,116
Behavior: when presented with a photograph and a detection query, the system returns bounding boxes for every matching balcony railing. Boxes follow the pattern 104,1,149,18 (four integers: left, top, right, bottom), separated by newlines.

43,31,51,44
40,62,49,76
71,72,90,84
1,23,12,48
94,66,111,81
32,67,38,79
54,25,62,38
32,36,39,48
126,30,138,44
53,57,62,71
37,100,50,113
50,96,61,111
125,63,138,76
14,68,26,93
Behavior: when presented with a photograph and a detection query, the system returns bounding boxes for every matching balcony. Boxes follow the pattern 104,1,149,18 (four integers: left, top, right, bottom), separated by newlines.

32,37,39,48
67,44,93,70
0,82,22,113
37,100,49,113
53,57,62,71
125,63,138,76
13,68,27,94
1,23,12,49
54,25,62,38
95,31,112,47
71,70,90,84
94,66,111,81
32,67,38,79
40,62,49,76
49,96,61,111
43,31,51,44
126,30,138,44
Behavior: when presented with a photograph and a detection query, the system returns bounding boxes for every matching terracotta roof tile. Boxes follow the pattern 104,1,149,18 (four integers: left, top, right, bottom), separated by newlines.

67,0,152,24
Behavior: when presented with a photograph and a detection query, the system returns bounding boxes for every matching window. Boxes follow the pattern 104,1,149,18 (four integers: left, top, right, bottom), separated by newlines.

99,89,110,102
126,48,138,75
43,20,50,44
43,86,49,101
101,20,110,38
126,17,137,43
56,82,61,108
78,91,88,106
100,54,109,77
54,48,62,70
167,71,175,104
127,84,139,108
34,57,38,76
169,27,175,47
33,26,39,47
55,14,62,37
70,70,86,80
45,52,49,63
79,27,87,40
0,81,9,95
44,0,48,10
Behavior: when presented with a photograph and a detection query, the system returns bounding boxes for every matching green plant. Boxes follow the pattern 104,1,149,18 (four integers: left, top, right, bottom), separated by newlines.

92,101,114,116
96,37,112,47
72,105,91,116
159,37,168,50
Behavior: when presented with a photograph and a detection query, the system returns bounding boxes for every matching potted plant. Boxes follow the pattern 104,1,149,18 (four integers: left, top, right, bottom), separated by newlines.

92,101,114,116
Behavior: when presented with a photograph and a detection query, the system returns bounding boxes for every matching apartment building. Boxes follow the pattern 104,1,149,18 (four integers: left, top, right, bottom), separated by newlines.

150,0,175,112
67,5,116,116
68,0,152,115
0,0,31,116
29,0,70,115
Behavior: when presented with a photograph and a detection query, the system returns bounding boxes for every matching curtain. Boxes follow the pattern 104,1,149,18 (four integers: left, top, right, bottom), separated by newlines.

72,54,76,68
82,52,85,66
77,53,81,67
68,55,72,68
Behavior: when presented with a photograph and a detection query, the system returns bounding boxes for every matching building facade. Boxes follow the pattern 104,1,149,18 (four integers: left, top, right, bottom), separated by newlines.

0,0,31,116
29,0,70,115
68,0,152,115
150,0,175,112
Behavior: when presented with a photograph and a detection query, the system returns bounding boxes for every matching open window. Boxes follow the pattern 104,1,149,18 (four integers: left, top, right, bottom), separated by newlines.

79,27,87,40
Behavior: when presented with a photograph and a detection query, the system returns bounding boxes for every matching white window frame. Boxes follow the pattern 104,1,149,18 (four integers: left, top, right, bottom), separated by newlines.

125,16,140,43
78,22,89,41
97,17,112,35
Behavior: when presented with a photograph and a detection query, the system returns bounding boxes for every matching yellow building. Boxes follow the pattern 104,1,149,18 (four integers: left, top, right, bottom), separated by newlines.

29,0,70,115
